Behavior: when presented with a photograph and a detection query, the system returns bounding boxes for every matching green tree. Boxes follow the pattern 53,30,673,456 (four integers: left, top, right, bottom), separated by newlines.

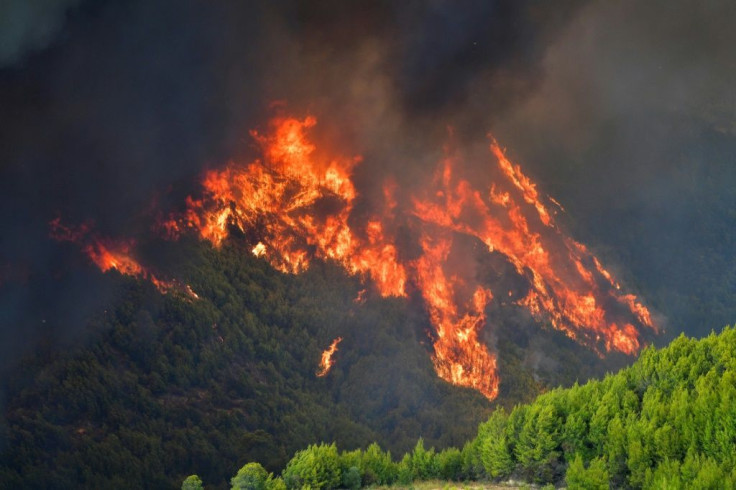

645,458,682,489
436,447,463,481
482,434,514,479
232,462,269,490
341,466,361,490
338,449,362,476
565,454,608,490
266,478,287,490
515,401,562,482
282,443,341,490
603,415,627,485
182,474,204,490
360,442,396,485
460,439,483,480
409,438,437,481
479,409,514,479
397,454,413,485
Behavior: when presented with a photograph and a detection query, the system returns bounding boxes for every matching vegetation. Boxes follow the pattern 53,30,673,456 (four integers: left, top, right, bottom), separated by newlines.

2,236,716,489
192,326,736,489
476,326,736,487
0,239,498,489
2,236,607,489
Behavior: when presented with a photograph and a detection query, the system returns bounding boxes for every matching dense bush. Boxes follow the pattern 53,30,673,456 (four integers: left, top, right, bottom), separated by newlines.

231,463,270,490
181,475,204,490
282,443,341,490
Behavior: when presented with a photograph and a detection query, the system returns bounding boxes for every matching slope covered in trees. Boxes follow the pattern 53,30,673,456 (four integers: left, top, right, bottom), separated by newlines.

467,326,736,487
206,326,736,489
0,237,617,489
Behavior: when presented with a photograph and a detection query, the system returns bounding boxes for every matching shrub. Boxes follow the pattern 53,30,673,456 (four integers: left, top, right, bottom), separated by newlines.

282,443,341,490
181,474,204,490
342,466,361,490
232,462,269,490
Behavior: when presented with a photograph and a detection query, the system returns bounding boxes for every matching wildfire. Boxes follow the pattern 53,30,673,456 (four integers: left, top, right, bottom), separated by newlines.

52,113,658,401
49,218,197,298
163,116,407,297
157,114,658,400
415,231,499,398
316,337,343,377
412,142,658,359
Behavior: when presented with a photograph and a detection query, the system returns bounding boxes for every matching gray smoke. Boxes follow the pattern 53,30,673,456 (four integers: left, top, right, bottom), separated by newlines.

0,0,734,369
0,0,82,67
489,0,736,339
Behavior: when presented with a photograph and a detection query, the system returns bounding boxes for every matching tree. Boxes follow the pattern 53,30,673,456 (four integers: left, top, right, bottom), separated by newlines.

232,462,269,490
360,442,396,485
515,402,562,482
282,443,341,490
565,454,608,490
397,454,413,485
341,466,361,490
482,434,514,479
479,409,514,479
436,447,463,481
182,474,204,490
409,438,437,481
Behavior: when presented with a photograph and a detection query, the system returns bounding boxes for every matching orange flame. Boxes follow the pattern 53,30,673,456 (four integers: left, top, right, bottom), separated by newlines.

316,337,342,377
414,231,499,398
153,114,657,400
164,116,407,296
49,218,197,299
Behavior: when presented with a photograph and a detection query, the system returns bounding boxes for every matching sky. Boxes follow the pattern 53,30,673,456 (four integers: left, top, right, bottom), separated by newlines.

1,0,735,367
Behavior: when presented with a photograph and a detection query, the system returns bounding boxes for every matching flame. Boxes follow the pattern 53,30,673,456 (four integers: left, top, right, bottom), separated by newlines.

49,218,197,299
414,231,499,398
316,337,342,377
163,116,407,296
252,242,267,257
159,115,657,399
64,113,654,401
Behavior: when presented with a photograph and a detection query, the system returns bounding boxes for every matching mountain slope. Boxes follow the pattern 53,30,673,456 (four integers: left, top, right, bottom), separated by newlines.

197,325,736,489
0,237,627,489
466,326,736,487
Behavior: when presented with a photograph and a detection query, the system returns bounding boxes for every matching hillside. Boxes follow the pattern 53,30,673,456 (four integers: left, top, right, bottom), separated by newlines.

465,325,736,487
210,326,736,489
0,237,621,489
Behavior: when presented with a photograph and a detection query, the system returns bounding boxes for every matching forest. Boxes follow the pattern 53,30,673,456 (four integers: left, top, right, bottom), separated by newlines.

0,238,619,489
192,326,736,489
1,2,735,490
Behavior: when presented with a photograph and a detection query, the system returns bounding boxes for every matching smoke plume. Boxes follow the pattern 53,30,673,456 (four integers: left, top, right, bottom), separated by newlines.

0,0,734,369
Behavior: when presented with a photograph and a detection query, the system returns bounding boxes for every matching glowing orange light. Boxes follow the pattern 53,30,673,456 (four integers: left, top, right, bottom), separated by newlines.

91,113,656,401
316,337,342,377
49,218,198,299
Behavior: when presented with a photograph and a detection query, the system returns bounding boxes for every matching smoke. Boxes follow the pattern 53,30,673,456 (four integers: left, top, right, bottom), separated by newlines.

487,0,736,338
492,0,736,164
0,0,82,67
0,0,734,367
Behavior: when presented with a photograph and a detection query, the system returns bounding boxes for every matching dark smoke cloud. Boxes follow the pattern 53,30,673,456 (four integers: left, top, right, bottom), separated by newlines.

0,0,583,367
493,1,736,154
0,0,271,366
488,0,736,338
1,0,733,368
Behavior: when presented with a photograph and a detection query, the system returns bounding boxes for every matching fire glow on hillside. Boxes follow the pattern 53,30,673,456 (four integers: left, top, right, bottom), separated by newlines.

316,337,343,377
49,218,199,299
52,114,658,401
